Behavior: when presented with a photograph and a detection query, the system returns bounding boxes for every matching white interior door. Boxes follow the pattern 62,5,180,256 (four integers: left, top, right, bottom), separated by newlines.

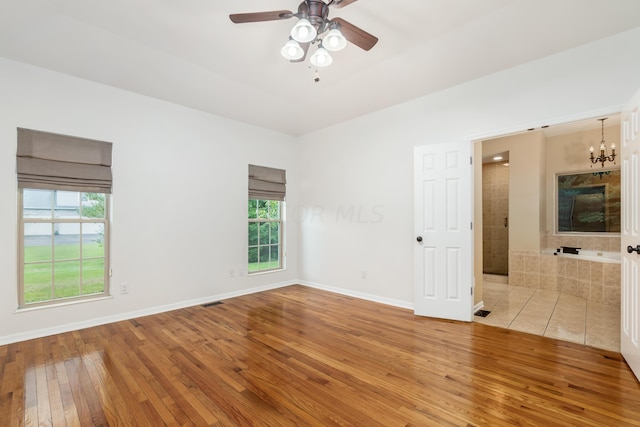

621,90,640,380
414,142,473,321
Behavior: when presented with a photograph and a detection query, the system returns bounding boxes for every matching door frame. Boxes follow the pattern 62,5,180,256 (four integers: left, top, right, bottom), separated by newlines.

467,106,624,311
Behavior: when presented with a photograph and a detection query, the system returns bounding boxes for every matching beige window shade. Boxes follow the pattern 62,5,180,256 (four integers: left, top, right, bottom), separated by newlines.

17,128,113,193
249,164,286,201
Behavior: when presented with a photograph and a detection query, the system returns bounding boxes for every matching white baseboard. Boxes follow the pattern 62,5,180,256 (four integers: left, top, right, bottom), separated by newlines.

299,280,414,311
0,280,296,346
474,301,485,313
3,280,475,345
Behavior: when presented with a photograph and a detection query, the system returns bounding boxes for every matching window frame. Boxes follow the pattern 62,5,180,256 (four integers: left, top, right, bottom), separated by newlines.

248,199,284,274
18,188,111,309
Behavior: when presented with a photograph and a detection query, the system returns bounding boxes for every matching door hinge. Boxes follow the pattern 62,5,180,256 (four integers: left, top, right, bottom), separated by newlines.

470,222,473,230
471,287,473,295
470,156,473,165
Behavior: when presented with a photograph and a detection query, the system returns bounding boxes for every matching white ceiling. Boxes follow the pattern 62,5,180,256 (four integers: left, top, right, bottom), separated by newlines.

1,0,640,136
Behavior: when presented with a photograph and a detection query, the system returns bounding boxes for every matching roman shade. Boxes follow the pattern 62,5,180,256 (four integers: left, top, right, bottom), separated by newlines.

248,164,286,201
17,128,113,193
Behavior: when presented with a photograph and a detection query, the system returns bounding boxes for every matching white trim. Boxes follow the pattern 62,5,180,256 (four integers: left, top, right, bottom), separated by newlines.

0,280,295,346
474,301,485,313
299,280,414,311
15,295,114,313
466,104,626,142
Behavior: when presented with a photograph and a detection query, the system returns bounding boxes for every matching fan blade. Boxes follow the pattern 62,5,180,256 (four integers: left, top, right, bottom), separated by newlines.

331,18,378,51
332,0,359,8
291,42,310,63
229,10,293,24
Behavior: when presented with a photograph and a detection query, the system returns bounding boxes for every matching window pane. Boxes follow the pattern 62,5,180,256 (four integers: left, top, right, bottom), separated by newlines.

54,224,80,260
248,199,257,219
270,245,280,263
248,223,258,245
24,262,52,303
54,191,80,219
24,223,52,262
259,222,270,245
248,247,258,272
82,225,105,258
81,193,106,219
259,246,270,269
257,200,269,219
54,260,81,299
23,189,53,219
82,259,105,295
268,201,280,219
270,223,280,244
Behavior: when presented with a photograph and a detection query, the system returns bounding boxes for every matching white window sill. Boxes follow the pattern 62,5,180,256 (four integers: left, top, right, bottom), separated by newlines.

248,268,286,277
15,295,113,313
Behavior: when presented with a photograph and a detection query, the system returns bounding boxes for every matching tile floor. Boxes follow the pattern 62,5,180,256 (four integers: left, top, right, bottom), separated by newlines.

475,280,621,352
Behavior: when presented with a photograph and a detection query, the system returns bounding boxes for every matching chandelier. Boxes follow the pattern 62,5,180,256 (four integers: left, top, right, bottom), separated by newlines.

280,3,347,67
589,118,616,167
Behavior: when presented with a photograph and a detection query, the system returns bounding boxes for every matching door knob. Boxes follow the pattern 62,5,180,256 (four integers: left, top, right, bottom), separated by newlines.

627,245,640,254
416,236,423,242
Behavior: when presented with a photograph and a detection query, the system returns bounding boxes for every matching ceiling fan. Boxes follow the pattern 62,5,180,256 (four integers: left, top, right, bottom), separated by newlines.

229,0,378,67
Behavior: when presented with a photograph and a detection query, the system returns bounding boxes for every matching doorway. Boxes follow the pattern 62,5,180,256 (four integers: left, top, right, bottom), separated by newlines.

482,152,509,278
473,116,623,352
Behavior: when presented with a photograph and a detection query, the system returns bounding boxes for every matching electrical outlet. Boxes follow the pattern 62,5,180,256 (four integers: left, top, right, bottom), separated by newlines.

229,269,235,278
361,269,367,279
239,268,245,276
120,282,129,294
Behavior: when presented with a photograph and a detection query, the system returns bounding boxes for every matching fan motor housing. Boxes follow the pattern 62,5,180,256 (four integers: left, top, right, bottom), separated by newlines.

299,0,329,26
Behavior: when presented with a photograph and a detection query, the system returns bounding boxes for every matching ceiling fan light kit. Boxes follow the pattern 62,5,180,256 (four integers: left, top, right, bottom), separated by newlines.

230,0,378,72
310,44,332,67
323,28,347,51
281,38,305,60
291,18,317,43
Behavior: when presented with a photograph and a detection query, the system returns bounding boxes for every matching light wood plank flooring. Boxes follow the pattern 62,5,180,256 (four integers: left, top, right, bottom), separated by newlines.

1,285,640,426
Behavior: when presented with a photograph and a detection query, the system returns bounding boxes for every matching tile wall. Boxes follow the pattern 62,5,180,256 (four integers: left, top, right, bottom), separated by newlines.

508,232,620,306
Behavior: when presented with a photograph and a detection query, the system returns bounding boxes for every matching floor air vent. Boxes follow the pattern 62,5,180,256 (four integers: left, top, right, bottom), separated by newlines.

202,301,223,308
474,309,491,318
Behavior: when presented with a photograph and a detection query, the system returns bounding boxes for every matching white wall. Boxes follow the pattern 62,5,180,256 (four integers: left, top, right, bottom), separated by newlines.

0,58,299,344
297,28,640,306
3,27,640,344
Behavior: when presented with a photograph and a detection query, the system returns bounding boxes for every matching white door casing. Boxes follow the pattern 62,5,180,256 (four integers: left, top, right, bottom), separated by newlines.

621,90,640,381
414,142,473,322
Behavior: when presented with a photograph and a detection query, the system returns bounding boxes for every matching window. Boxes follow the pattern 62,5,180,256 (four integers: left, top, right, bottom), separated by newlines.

16,128,113,308
556,170,621,233
248,199,283,273
247,164,286,274
19,189,110,307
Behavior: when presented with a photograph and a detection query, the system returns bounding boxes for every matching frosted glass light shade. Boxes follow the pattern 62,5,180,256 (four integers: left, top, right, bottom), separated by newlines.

323,29,347,51
281,39,304,60
310,46,332,67
291,18,317,43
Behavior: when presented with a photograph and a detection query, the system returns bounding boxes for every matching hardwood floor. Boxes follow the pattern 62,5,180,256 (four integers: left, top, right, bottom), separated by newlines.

2,285,640,426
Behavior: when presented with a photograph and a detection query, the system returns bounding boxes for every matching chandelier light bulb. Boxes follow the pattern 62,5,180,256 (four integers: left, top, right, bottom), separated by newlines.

323,29,347,52
310,46,332,67
280,38,304,60
291,18,317,43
